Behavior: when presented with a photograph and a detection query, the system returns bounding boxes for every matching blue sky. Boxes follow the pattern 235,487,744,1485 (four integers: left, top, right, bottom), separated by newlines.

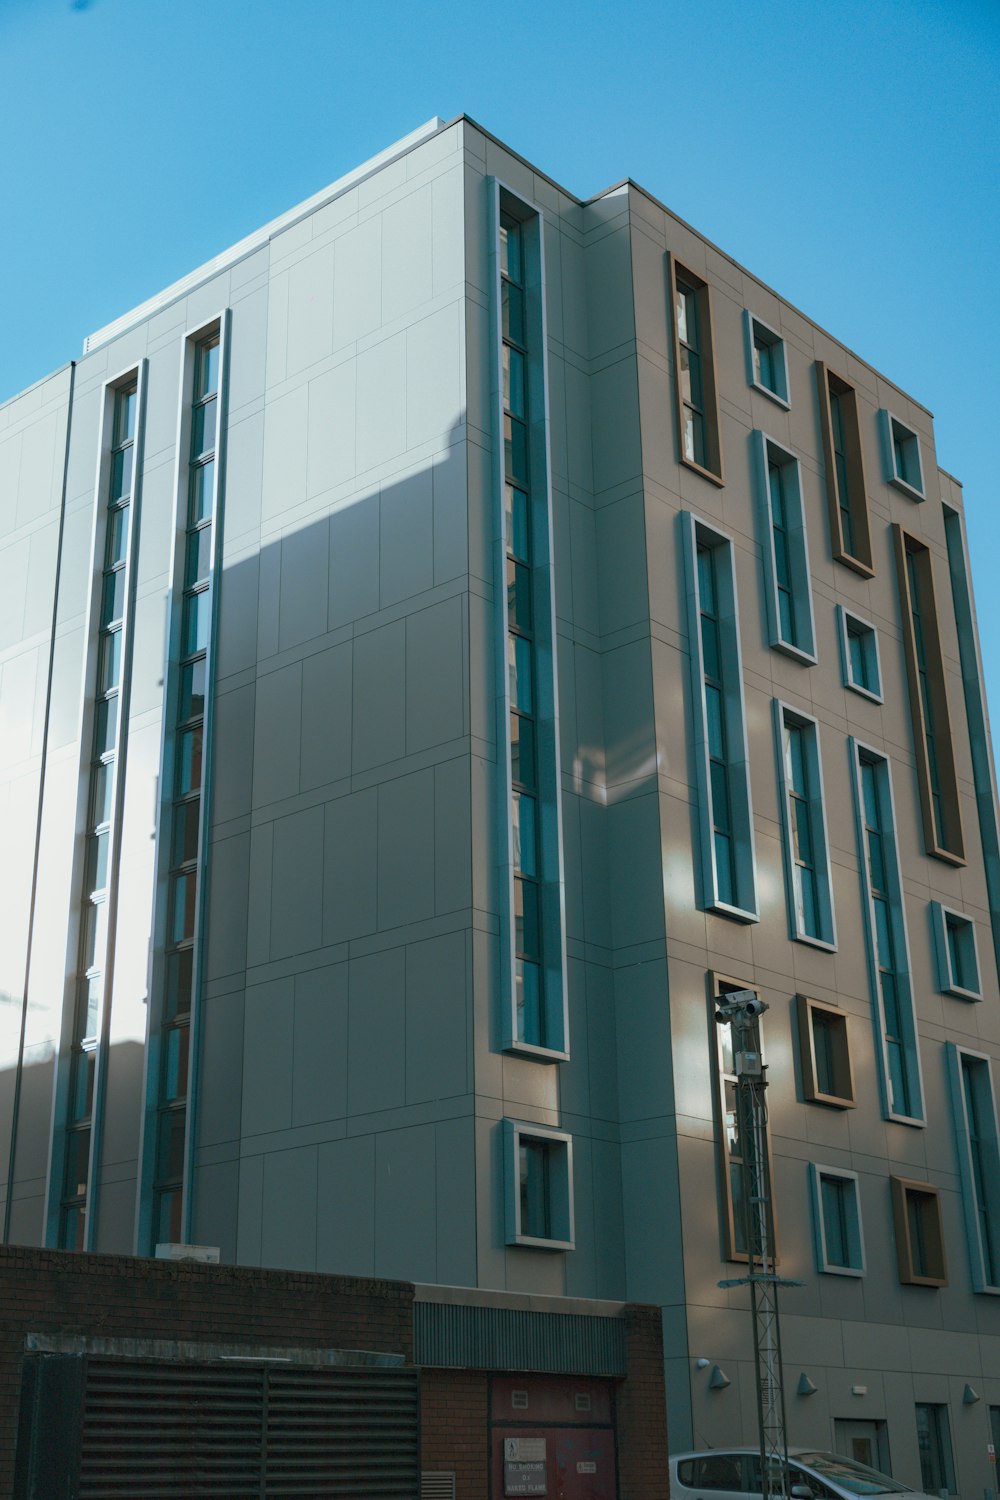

2,0,998,723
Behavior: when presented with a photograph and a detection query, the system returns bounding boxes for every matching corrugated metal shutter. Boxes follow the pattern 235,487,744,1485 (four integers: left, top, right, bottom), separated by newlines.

70,1357,418,1499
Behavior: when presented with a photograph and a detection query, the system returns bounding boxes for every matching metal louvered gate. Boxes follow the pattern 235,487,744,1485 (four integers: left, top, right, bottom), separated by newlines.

17,1355,419,1499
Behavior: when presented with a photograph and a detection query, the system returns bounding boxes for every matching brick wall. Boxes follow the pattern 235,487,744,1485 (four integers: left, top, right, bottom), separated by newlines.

0,1244,413,1494
617,1305,670,1500
421,1367,490,1496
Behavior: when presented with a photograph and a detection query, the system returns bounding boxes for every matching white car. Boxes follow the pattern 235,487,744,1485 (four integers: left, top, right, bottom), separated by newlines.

670,1447,937,1499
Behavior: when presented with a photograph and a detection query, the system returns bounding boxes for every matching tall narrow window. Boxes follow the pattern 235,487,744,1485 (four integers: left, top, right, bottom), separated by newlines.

711,974,775,1262
58,378,140,1250
816,363,873,575
947,1045,1000,1292
851,742,924,1123
144,330,223,1250
774,704,836,947
495,193,567,1058
942,502,1000,970
753,434,816,661
683,514,757,921
914,1405,956,1494
670,258,723,483
894,527,964,862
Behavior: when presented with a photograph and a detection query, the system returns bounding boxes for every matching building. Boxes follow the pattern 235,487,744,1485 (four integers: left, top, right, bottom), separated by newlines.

1,113,998,1495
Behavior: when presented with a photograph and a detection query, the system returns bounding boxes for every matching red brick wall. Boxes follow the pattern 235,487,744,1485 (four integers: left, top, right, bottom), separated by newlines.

421,1367,490,1497
617,1305,670,1500
0,1244,413,1495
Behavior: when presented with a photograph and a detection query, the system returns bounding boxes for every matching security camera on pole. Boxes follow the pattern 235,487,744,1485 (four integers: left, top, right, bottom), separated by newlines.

715,990,803,1500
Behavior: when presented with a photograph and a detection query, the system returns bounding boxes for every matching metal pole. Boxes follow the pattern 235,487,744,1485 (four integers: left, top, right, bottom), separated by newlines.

716,992,801,1500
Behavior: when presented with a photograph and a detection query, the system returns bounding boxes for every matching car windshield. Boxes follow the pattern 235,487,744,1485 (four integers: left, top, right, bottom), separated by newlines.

795,1451,916,1495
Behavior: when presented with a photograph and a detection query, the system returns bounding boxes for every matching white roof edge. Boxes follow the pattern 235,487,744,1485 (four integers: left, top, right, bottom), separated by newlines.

82,116,447,357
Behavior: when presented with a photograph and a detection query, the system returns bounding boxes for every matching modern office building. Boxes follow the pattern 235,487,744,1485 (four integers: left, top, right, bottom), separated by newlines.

1,114,999,1495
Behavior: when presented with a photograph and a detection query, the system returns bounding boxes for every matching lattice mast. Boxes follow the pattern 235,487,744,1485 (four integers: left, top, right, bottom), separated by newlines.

716,992,796,1500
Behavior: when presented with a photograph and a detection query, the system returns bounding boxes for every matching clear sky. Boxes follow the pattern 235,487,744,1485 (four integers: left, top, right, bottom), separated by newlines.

2,0,998,722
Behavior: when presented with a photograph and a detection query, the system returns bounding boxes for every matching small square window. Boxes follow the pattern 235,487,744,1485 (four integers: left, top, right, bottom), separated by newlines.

880,409,925,500
837,606,883,701
503,1119,574,1250
797,995,854,1107
744,311,789,407
890,1177,947,1286
810,1164,865,1275
930,902,981,999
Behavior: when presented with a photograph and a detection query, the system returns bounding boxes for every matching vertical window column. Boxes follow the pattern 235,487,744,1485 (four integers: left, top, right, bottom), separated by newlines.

816,363,873,575
502,215,543,1049
753,433,816,661
670,259,723,482
682,513,757,920
851,742,924,1123
59,379,139,1249
894,527,964,862
149,332,222,1248
494,191,567,1059
947,1044,1000,1292
774,703,836,947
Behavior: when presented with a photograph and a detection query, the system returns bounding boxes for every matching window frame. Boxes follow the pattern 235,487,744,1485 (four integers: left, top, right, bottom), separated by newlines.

137,314,229,1257
502,1118,575,1251
946,1043,1000,1293
796,994,855,1108
49,363,147,1255
836,605,883,702
743,310,790,408
880,409,925,501
890,1176,948,1286
491,181,569,1063
809,1163,866,1276
849,738,925,1125
893,526,964,864
914,1403,957,1495
681,512,758,922
753,432,816,662
930,902,982,999
816,362,873,576
773,702,837,949
669,256,724,485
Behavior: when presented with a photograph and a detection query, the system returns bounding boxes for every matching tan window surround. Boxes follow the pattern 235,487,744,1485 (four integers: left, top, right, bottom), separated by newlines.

892,525,965,865
816,362,874,576
890,1176,948,1287
669,255,724,486
796,994,855,1108
710,972,778,1264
